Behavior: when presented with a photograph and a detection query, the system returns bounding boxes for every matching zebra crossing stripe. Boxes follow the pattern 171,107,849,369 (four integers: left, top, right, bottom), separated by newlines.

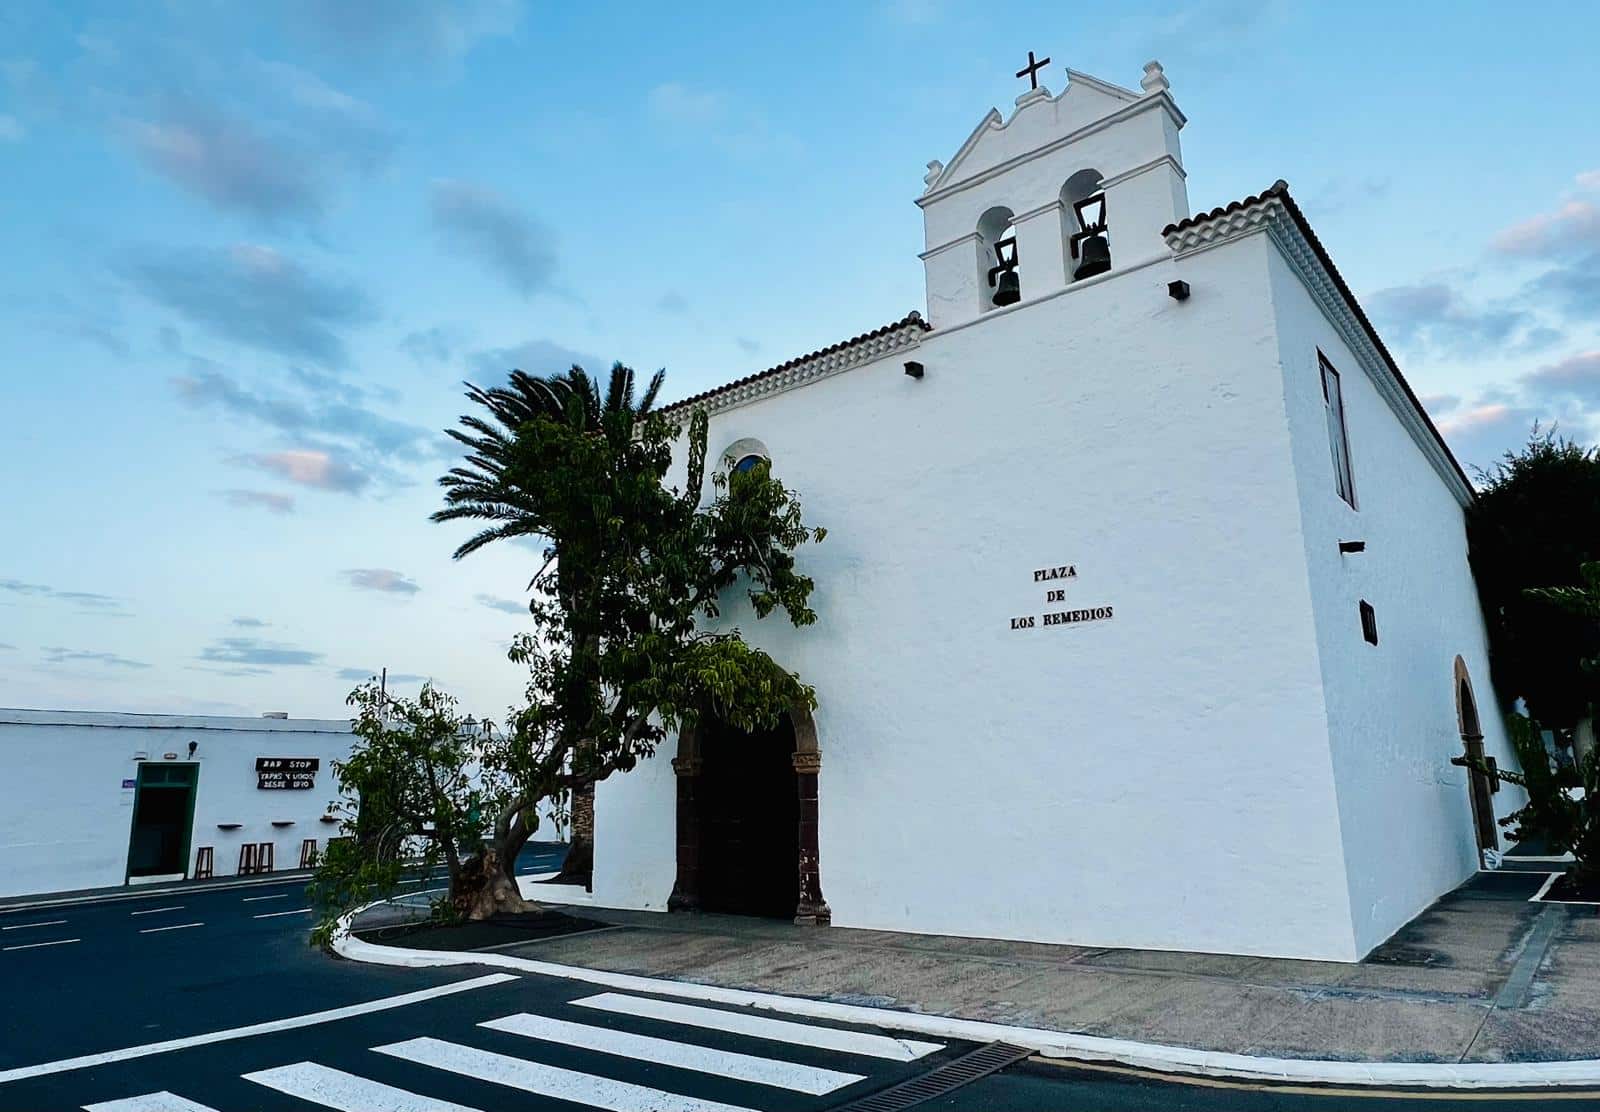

84,1094,220,1112
375,1036,762,1112
572,993,945,1062
244,1061,485,1111
480,1012,866,1095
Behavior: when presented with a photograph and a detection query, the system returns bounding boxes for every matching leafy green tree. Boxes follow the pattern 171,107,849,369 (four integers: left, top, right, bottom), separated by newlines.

1467,428,1600,734
1472,714,1599,887
415,363,823,903
432,361,665,882
309,681,521,937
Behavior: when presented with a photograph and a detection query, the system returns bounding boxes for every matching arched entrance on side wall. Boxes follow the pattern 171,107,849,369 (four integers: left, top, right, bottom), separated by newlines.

1455,656,1499,854
668,704,829,924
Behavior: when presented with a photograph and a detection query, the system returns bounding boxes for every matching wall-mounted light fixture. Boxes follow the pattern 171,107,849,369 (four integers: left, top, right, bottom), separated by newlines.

1167,279,1190,301
187,740,198,758
904,360,925,379
1339,540,1366,554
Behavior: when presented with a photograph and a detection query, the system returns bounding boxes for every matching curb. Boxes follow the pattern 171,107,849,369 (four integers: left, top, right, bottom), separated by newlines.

328,903,1600,1091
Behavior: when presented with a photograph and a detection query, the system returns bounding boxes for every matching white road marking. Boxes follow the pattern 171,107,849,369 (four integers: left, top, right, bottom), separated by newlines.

241,893,288,903
129,906,184,916
85,1092,222,1111
138,922,203,934
245,1062,485,1112
3,938,80,952
573,993,945,1062
0,919,67,931
377,1037,761,1112
481,1012,865,1095
252,907,312,919
0,973,518,1085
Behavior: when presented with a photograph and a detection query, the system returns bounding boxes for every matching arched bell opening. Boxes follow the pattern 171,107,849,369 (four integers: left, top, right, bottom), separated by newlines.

976,205,1020,312
668,703,828,925
1061,168,1110,282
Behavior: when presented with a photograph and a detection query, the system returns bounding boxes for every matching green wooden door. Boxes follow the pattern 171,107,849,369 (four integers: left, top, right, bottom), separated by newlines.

126,763,199,878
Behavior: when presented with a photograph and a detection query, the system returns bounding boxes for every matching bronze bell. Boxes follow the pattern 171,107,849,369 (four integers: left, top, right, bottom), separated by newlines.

1074,233,1111,280
991,269,1021,307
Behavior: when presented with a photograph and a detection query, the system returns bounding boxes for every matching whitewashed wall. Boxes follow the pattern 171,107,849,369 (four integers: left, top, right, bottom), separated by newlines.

1266,249,1525,956
597,235,1382,960
0,710,352,898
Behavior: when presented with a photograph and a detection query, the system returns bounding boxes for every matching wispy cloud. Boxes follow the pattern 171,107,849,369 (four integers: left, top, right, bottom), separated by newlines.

218,488,295,513
1522,350,1600,405
342,567,420,595
431,179,556,296
657,291,689,314
647,82,723,128
1366,281,1554,359
232,616,269,628
475,593,526,615
120,243,374,366
644,81,802,160
230,448,370,493
42,646,150,669
401,324,463,364
278,0,520,69
470,338,599,379
198,636,323,667
1,578,128,614
174,367,434,462
335,667,431,683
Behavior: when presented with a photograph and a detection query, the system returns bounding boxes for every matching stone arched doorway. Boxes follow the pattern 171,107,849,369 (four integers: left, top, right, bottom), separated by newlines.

667,704,829,925
1455,657,1499,854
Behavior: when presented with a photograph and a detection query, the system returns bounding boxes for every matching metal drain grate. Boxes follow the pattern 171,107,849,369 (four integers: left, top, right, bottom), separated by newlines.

830,1041,1034,1112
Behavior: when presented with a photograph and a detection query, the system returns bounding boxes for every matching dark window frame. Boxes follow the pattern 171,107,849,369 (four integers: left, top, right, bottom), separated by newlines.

1319,351,1357,509
1360,599,1378,645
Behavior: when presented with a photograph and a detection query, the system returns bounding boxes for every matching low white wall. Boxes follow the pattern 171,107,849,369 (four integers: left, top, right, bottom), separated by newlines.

0,709,352,898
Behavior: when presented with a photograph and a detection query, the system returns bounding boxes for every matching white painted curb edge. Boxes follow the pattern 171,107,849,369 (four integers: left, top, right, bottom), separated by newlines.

328,903,1597,1091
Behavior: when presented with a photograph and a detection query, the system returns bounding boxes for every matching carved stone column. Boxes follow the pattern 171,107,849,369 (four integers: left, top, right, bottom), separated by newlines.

667,756,702,912
792,750,830,925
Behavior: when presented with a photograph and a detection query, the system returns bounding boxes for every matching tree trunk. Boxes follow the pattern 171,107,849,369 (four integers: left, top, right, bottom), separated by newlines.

1575,715,1596,771
552,783,594,890
453,848,539,921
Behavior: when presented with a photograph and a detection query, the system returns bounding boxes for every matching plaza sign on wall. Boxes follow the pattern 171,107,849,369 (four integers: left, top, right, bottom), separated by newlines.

1010,564,1114,630
255,757,319,790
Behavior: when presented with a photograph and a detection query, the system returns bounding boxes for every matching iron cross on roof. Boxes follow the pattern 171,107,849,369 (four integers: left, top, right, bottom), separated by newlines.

1015,50,1051,91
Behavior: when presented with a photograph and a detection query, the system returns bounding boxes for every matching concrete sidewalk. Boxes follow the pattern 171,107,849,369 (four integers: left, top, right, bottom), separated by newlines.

495,870,1598,1065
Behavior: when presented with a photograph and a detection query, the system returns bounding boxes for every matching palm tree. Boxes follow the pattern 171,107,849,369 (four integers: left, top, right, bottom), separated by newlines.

434,362,666,559
434,360,665,887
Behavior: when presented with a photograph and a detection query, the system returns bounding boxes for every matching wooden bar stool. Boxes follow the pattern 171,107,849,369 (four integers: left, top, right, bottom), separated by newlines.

237,843,258,876
194,845,214,879
256,841,274,874
298,838,318,868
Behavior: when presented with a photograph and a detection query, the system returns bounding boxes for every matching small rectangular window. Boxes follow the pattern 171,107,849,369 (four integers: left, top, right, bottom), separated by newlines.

1360,599,1378,645
1320,354,1356,508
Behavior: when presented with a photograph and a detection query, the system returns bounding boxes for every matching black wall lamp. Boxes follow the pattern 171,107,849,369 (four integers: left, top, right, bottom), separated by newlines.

1339,540,1366,554
1168,279,1190,301
904,360,925,379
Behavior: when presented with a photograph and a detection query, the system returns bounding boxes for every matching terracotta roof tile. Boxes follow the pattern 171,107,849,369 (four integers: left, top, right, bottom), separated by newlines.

659,311,930,414
1166,180,1473,495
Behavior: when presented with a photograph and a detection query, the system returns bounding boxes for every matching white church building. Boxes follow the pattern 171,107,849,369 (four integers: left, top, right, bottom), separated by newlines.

587,61,1524,962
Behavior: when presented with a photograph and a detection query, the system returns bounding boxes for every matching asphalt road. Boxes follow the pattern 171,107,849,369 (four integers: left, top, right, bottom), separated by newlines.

4,845,1600,1111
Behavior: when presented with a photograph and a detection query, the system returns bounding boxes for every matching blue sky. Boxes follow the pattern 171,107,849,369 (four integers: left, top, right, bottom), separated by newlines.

2,0,1597,719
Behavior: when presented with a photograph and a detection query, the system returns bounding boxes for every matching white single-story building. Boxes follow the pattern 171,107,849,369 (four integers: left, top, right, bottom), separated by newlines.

586,61,1526,961
0,709,353,898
